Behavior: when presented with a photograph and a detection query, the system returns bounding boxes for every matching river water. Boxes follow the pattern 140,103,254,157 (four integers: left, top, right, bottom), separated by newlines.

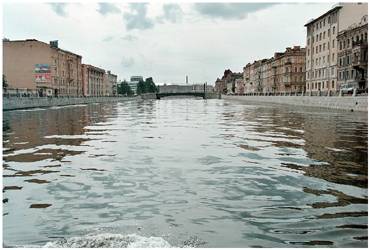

2,98,368,247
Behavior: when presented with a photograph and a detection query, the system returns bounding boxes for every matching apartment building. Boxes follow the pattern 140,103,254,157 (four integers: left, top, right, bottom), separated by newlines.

337,15,368,92
214,70,242,94
3,39,82,97
235,78,245,95
128,76,143,95
305,2,368,94
243,63,252,93
272,46,306,93
242,46,305,95
103,71,118,96
82,64,105,97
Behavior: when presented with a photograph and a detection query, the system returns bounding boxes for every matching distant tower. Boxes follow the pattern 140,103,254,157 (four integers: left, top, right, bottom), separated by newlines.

186,75,188,84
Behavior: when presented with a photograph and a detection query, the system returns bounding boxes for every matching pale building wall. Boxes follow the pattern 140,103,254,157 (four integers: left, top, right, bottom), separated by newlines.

3,39,82,97
338,3,368,31
3,40,52,91
305,3,368,94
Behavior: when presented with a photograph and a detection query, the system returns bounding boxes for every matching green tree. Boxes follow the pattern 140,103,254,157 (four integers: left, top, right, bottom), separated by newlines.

3,74,8,89
118,80,133,96
136,80,145,95
145,77,158,93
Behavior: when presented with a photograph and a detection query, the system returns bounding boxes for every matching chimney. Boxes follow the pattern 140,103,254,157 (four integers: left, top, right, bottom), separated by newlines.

293,46,300,50
50,40,58,48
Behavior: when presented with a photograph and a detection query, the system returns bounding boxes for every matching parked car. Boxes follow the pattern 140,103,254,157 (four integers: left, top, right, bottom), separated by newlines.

340,82,359,95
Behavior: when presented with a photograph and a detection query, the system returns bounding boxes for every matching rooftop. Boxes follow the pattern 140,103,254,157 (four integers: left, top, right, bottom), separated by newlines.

3,38,82,58
304,5,342,27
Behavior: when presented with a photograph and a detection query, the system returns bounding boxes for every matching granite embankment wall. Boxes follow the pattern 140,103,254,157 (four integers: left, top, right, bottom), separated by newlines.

223,95,368,112
3,96,138,111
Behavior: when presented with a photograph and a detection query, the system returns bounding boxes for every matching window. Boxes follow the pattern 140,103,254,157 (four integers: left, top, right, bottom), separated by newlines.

328,55,330,63
332,81,334,89
340,41,342,50
319,44,322,52
320,33,322,40
332,40,335,48
300,67,302,72
316,34,319,41
323,43,326,50
323,31,326,39
333,26,335,34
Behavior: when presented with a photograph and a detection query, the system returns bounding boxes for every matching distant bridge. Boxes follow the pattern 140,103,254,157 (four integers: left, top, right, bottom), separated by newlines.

156,84,213,99
156,91,206,99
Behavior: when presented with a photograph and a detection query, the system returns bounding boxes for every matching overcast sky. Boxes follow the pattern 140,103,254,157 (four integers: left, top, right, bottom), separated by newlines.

3,1,334,85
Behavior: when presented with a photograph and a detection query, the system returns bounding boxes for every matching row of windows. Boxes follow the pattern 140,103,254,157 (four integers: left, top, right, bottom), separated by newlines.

307,53,335,68
339,55,351,67
306,67,335,80
308,12,338,34
307,26,336,45
308,40,336,56
285,67,304,73
339,69,358,80
306,80,335,90
339,32,368,50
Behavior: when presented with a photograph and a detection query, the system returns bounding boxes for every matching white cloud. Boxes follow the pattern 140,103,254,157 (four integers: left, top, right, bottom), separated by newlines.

3,2,333,85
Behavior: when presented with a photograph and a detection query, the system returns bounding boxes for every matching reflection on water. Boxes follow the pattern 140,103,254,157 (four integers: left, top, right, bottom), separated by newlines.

2,99,368,247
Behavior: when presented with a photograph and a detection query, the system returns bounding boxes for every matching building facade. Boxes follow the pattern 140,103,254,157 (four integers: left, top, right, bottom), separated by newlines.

337,15,368,92
82,64,105,97
3,39,82,97
305,3,368,95
103,70,117,96
128,76,143,95
242,46,305,95
272,46,306,93
214,69,242,94
235,78,245,95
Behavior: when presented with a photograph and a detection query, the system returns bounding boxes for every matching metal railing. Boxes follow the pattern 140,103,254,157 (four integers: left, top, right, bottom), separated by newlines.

224,88,368,97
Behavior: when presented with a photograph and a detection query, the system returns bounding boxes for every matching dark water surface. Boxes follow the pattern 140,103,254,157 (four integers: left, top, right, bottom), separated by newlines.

2,99,368,247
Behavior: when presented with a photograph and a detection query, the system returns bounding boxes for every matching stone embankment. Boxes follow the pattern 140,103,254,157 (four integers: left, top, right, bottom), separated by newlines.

3,96,138,111
223,95,368,112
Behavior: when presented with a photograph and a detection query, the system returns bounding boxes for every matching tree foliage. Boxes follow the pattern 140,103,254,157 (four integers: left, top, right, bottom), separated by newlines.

3,74,8,89
136,77,158,95
117,80,133,96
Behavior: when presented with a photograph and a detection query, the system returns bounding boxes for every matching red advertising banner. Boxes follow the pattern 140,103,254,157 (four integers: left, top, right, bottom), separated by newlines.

35,64,51,84
35,73,51,83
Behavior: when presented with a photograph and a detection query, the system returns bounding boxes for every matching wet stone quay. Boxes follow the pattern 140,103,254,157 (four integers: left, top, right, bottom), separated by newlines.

2,98,368,247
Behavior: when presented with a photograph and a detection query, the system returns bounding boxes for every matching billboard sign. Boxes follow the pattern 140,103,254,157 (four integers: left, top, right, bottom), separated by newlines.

35,64,51,83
